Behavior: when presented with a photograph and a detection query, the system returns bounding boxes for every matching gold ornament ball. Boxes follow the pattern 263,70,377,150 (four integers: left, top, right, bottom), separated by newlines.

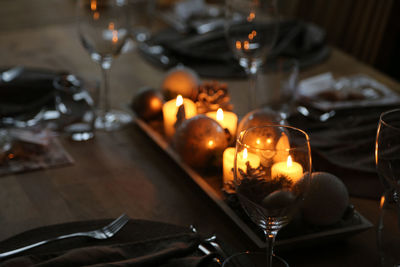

302,172,349,226
237,107,287,135
173,115,229,169
161,66,199,101
131,87,165,121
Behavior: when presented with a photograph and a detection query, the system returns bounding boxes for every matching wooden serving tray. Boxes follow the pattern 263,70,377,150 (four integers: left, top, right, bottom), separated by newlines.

135,117,373,249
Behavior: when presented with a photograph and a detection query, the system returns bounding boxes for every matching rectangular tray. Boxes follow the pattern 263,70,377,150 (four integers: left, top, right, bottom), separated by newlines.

135,117,373,249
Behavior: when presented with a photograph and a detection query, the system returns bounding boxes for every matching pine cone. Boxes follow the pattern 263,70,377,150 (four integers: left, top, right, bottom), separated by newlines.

196,81,233,114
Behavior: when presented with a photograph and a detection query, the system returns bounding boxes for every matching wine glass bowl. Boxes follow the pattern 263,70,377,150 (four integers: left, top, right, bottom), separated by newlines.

225,0,279,110
376,109,400,195
234,125,311,266
77,0,132,131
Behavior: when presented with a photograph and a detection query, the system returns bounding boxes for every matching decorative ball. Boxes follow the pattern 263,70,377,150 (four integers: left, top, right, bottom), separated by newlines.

261,190,296,210
173,115,229,169
302,172,349,226
237,107,287,135
161,66,199,101
131,87,164,121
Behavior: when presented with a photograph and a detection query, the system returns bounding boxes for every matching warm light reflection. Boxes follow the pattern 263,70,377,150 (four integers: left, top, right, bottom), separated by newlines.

176,95,183,107
380,195,385,209
266,138,272,144
91,0,97,11
248,30,257,40
244,41,250,50
247,12,255,22
287,155,293,167
108,22,118,43
112,30,118,43
216,108,224,121
235,40,241,50
93,11,99,20
256,139,261,145
243,148,248,160
208,140,214,147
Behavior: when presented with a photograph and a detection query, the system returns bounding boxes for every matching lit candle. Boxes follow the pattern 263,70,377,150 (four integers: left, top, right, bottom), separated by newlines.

271,155,303,183
223,147,260,185
162,95,197,139
206,108,238,137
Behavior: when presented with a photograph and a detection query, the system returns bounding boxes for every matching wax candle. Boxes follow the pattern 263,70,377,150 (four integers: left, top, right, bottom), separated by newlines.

223,147,260,184
163,95,197,139
206,108,238,137
271,155,303,183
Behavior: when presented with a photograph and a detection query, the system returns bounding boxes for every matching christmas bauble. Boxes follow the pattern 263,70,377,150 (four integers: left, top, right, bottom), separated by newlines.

237,107,287,135
173,115,229,169
302,172,349,225
131,87,164,121
161,66,199,101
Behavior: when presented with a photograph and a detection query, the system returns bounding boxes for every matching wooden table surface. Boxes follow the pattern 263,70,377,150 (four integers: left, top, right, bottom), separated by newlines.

1,1,400,266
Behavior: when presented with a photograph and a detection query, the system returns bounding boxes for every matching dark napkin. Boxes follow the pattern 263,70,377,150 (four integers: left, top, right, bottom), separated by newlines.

0,67,59,118
140,19,330,78
288,105,399,199
0,219,220,267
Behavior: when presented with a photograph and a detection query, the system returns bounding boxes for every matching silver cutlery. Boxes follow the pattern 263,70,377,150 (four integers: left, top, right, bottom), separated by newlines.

0,66,24,83
0,214,130,259
190,225,225,265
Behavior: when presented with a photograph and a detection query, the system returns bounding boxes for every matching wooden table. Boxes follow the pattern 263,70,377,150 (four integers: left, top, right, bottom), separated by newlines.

1,2,399,266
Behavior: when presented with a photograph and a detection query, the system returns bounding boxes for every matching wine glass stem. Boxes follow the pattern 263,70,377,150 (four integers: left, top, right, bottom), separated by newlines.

249,69,257,111
265,230,278,267
98,61,112,123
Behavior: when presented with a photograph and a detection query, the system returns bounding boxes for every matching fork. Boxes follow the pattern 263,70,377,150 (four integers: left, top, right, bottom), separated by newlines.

0,214,130,259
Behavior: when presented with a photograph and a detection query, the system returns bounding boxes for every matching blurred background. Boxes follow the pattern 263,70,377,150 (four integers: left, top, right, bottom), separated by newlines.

0,0,398,82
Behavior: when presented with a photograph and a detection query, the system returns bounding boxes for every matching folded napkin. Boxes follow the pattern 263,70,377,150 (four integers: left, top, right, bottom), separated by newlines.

0,67,58,118
288,104,398,199
0,219,220,267
141,19,330,78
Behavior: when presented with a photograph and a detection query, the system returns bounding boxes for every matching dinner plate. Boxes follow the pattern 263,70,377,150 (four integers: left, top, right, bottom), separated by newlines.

298,73,400,111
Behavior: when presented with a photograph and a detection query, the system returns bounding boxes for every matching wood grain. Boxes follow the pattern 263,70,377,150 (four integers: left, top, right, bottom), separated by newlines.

0,2,399,265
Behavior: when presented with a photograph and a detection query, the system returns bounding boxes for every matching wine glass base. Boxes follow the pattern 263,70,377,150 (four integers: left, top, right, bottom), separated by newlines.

222,251,289,267
95,109,132,131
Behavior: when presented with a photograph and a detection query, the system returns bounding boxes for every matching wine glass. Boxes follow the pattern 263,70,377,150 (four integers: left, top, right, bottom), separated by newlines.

375,108,400,266
225,0,279,111
234,125,311,266
77,0,132,131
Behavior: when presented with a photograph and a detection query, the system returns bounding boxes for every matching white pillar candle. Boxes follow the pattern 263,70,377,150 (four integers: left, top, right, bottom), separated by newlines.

162,95,197,139
223,147,260,185
271,155,303,183
206,108,238,137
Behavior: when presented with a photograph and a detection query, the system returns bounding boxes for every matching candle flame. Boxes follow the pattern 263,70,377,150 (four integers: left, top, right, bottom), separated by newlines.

216,108,224,121
176,95,183,106
287,155,293,167
243,148,248,160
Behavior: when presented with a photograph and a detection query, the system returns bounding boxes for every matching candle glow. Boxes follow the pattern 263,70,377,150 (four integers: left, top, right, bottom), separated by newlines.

206,108,238,137
162,94,197,139
271,155,303,183
223,147,260,185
